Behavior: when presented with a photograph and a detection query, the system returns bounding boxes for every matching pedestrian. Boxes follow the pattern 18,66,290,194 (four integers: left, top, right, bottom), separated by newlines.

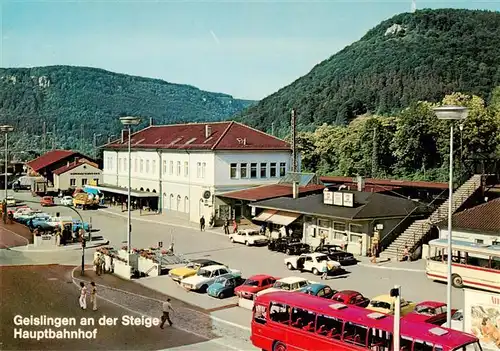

168,242,174,255
370,244,378,264
99,254,105,274
321,260,328,280
223,219,230,235
90,282,98,311
94,254,101,276
79,282,87,310
401,245,410,262
200,215,205,231
232,219,238,233
160,298,174,328
342,234,348,252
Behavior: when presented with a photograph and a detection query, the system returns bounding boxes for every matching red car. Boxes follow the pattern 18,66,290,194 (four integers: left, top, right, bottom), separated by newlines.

403,301,456,325
331,290,370,308
234,274,277,300
40,196,54,207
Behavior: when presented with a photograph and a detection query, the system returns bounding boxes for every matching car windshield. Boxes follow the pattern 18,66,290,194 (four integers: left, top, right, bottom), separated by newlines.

370,301,392,310
214,277,227,285
316,255,328,262
247,231,260,236
186,263,198,269
416,305,436,314
452,311,464,321
332,295,344,302
244,279,260,286
273,281,291,290
197,269,212,277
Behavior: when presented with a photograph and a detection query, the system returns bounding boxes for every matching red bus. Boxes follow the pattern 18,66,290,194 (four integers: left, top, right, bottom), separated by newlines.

251,292,482,351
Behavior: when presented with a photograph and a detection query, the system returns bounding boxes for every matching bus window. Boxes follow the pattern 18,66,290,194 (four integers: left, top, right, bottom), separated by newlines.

400,336,412,351
253,304,267,325
491,257,500,270
466,255,490,268
413,340,433,351
269,302,290,325
316,314,343,340
368,328,391,350
343,321,368,347
291,307,316,331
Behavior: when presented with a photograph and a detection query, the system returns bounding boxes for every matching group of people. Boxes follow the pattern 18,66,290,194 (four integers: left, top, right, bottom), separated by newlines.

93,253,109,275
79,281,98,311
200,216,238,234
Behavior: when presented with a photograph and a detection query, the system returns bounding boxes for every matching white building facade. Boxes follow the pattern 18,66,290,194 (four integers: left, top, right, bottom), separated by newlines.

101,122,294,222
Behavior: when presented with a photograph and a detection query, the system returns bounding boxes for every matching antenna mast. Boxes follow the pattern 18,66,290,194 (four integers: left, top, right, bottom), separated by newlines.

291,108,297,173
411,0,416,13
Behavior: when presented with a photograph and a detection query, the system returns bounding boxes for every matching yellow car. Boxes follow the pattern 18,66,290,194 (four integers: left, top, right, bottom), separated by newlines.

367,294,417,316
168,259,223,282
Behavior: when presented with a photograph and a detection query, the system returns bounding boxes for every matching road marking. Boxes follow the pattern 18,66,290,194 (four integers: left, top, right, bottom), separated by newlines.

70,266,243,350
357,263,425,272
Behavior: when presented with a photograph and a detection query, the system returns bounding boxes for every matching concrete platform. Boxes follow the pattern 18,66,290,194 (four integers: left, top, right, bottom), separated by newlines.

136,275,239,311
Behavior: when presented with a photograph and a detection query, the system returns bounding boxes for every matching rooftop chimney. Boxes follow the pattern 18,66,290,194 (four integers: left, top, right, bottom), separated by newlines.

292,181,299,199
357,175,365,192
205,125,212,138
121,129,129,143
150,117,154,126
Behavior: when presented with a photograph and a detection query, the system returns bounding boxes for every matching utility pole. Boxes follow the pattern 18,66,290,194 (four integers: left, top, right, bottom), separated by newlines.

371,126,378,177
42,121,46,153
291,109,297,173
52,124,56,150
80,125,84,152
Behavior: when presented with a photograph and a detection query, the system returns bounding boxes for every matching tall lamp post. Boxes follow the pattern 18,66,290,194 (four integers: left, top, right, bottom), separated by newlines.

119,116,141,265
433,105,468,328
93,133,103,159
1,125,14,200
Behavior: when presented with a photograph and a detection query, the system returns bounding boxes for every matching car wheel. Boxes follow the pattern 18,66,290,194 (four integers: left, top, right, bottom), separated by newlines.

312,268,319,275
218,291,225,299
287,263,294,270
285,248,291,255
273,341,286,351
230,237,234,243
245,241,250,246
452,274,464,288
200,285,208,293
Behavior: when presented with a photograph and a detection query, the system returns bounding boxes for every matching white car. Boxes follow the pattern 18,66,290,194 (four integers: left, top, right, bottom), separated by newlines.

61,196,73,206
229,229,269,246
180,265,241,292
5,196,16,207
45,216,73,228
12,207,34,219
441,309,464,331
256,276,312,297
284,253,341,275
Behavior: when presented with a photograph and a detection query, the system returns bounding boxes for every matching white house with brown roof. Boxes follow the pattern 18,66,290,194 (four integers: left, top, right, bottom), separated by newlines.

100,121,296,222
438,198,500,245
53,159,102,191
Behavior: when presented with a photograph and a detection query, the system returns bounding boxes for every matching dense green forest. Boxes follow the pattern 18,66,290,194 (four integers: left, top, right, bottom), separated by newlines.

236,9,500,135
297,88,500,182
0,66,254,157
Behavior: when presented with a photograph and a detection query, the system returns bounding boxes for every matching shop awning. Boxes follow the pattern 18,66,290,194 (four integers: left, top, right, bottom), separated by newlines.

266,211,301,226
85,184,158,198
253,209,278,222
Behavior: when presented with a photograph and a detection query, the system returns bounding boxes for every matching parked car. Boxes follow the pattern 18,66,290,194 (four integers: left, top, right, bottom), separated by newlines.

298,283,337,299
367,294,417,316
268,237,311,255
72,219,91,232
5,196,16,207
441,309,464,331
256,276,312,297
404,301,456,325
12,207,33,219
229,229,268,246
16,211,46,224
207,274,245,299
180,265,241,293
40,196,54,207
314,244,358,265
61,196,73,206
284,253,342,275
234,274,278,300
27,215,53,232
331,290,370,307
169,259,224,282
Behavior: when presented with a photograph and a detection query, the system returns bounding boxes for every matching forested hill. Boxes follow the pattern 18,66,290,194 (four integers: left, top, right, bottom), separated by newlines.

236,9,500,135
0,66,254,152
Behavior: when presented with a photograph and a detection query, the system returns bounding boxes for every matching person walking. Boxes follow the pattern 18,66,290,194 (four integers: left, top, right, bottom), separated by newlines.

94,253,101,276
321,260,328,280
90,282,98,311
99,254,105,274
160,298,174,328
199,215,205,231
342,234,349,252
232,219,238,233
223,219,230,235
79,282,87,310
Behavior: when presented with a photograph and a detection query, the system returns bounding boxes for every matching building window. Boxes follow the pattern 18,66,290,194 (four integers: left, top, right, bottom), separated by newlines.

350,234,363,244
349,224,363,236
184,162,189,177
177,161,181,176
124,158,128,171
240,163,248,178
279,162,286,177
70,178,76,187
230,163,238,179
140,159,144,173
197,162,202,178
333,222,346,240
134,158,138,172
169,194,174,209
318,219,330,228
270,163,277,177
162,160,167,174
475,239,484,244
169,161,173,175
81,178,87,186
93,178,99,185
152,160,156,174
250,163,257,178
146,160,150,173
202,162,206,178
184,196,189,213
176,195,181,211
260,163,267,178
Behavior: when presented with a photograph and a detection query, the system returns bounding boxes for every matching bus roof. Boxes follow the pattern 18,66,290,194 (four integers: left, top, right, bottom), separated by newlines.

429,238,500,255
256,292,478,349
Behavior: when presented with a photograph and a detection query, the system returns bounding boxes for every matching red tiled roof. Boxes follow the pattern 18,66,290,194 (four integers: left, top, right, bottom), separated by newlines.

53,159,99,175
218,184,325,202
26,150,77,172
103,121,290,151
320,176,447,190
440,198,500,234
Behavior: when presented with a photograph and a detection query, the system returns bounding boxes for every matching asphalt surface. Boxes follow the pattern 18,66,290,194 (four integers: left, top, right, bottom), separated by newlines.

0,264,211,351
0,221,33,249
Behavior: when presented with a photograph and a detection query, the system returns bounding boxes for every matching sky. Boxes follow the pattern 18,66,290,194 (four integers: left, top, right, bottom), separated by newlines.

1,0,499,100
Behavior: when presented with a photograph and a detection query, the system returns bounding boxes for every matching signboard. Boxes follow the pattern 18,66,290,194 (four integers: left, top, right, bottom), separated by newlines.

343,193,354,207
333,192,343,206
464,289,500,351
323,189,334,205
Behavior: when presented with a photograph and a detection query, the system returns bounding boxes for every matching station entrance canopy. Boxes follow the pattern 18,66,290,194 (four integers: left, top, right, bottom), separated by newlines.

85,184,159,198
253,209,300,226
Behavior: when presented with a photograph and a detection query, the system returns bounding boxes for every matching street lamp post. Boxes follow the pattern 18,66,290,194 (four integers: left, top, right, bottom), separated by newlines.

1,125,15,201
433,105,469,328
119,116,141,266
93,133,103,159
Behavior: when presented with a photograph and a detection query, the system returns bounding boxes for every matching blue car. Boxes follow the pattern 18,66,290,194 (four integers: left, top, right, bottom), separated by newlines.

72,220,91,232
207,274,244,299
298,283,337,299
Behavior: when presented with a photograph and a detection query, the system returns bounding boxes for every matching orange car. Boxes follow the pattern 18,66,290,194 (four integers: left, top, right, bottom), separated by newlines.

40,196,54,207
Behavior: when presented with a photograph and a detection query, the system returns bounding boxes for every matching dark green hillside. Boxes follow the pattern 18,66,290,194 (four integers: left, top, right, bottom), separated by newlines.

0,66,254,154
236,9,500,134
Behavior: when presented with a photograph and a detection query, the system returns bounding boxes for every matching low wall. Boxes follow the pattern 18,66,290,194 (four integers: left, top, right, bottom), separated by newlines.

238,298,254,310
137,256,160,277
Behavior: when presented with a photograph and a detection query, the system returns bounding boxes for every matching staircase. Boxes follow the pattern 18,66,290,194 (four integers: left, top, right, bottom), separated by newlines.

379,174,482,260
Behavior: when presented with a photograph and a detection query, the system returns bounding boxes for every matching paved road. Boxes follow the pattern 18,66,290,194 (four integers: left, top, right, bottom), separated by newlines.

0,264,212,351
